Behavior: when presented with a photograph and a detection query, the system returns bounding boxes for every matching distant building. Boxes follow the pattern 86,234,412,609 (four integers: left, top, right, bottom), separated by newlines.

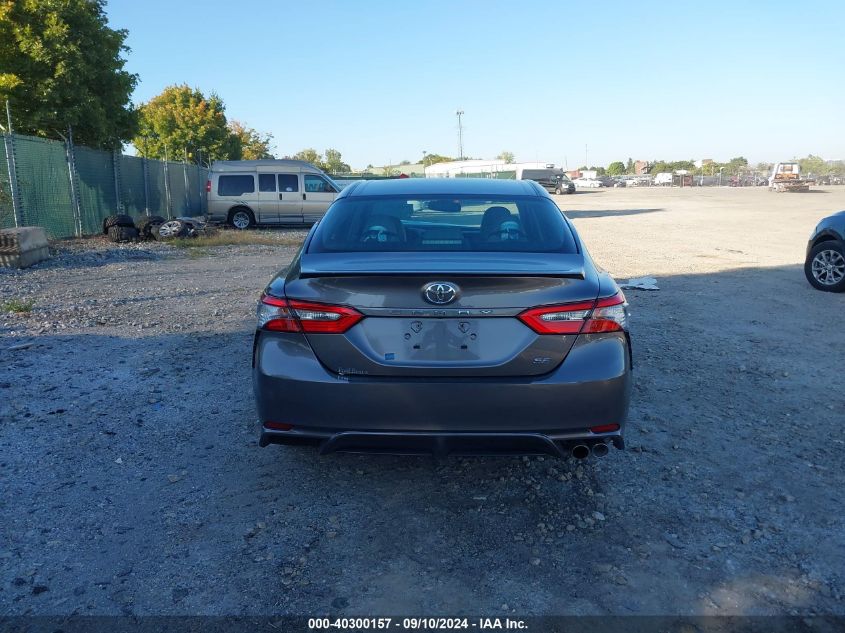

634,160,650,175
424,159,560,179
365,163,425,177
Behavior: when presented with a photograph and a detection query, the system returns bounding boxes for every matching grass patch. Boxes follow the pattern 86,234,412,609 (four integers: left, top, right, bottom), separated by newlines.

2,298,35,313
170,231,303,249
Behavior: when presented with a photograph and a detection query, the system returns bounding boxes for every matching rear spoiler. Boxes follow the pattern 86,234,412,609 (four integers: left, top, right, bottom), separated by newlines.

299,252,586,279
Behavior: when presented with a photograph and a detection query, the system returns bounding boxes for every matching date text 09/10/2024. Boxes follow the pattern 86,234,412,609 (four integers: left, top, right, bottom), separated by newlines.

308,617,528,630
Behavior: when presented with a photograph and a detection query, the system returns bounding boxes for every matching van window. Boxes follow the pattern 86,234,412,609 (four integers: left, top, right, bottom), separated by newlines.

217,175,254,196
278,174,299,192
304,174,336,193
258,174,276,192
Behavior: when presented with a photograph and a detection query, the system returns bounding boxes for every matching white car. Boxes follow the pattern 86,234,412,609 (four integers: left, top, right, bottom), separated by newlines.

573,178,603,188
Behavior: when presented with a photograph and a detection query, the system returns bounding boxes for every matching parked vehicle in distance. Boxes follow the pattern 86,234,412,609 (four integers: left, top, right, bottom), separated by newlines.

253,178,632,459
805,210,845,292
769,162,811,193
573,177,603,188
520,168,575,194
653,172,673,186
206,159,340,228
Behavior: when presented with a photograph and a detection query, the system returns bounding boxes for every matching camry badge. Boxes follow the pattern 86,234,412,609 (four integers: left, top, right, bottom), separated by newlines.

422,282,459,305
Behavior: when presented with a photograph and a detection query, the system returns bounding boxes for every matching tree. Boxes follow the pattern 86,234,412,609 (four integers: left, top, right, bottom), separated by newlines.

323,148,350,173
423,154,454,165
293,148,322,167
795,155,828,177
648,159,695,175
0,0,138,148
227,120,274,160
497,151,515,164
134,85,230,162
626,158,634,173
607,161,626,176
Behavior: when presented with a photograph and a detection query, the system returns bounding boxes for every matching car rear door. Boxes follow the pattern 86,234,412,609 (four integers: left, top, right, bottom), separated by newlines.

256,173,279,223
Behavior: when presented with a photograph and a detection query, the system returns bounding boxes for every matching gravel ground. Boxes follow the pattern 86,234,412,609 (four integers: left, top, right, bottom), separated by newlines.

1,187,844,617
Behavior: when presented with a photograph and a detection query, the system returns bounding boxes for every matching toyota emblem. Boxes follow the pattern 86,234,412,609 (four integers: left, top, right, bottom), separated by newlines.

422,282,459,305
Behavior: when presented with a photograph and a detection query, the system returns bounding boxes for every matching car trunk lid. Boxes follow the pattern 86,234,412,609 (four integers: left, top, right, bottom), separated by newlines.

285,252,598,377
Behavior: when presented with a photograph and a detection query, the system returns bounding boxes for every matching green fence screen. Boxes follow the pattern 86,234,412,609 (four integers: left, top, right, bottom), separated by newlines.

119,155,146,216
0,139,13,230
12,135,78,238
1,132,208,238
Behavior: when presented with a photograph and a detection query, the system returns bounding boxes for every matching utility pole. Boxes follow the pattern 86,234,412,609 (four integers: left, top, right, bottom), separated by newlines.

585,144,588,167
456,110,464,160
4,100,22,228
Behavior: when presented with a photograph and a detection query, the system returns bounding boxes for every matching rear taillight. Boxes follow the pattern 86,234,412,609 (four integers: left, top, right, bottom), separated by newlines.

257,294,300,332
582,292,628,333
205,179,211,193
518,292,627,335
257,294,363,334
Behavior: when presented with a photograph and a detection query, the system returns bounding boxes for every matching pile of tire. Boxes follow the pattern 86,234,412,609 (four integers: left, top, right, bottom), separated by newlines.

102,214,140,243
103,214,206,243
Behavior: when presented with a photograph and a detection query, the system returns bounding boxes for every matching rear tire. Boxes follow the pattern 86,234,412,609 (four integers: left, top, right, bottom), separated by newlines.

554,186,562,195
228,208,255,230
135,215,166,239
805,241,845,292
102,214,134,234
107,225,138,243
153,219,188,240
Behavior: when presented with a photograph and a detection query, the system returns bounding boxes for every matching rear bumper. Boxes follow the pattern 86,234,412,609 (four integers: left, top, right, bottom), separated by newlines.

253,330,632,445
259,427,623,457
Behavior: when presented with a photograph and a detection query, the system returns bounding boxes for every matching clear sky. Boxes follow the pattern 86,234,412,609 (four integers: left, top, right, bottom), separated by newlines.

105,0,844,169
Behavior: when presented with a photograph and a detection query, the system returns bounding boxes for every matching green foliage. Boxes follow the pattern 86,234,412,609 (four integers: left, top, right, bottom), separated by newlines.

648,159,695,174
579,165,607,176
0,0,138,148
292,148,321,165
497,151,515,164
626,158,634,173
289,148,350,173
794,154,842,177
227,120,274,160
422,154,454,166
134,85,231,162
606,161,626,176
323,148,350,173
2,298,34,313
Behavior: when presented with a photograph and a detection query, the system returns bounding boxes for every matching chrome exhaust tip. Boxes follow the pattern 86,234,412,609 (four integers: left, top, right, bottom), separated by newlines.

592,443,609,458
571,444,590,460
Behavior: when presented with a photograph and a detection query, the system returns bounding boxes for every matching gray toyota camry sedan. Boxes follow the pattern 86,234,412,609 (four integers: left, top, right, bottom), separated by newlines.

253,178,632,459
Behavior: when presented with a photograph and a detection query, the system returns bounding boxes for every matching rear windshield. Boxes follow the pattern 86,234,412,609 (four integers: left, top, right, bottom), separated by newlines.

309,195,578,253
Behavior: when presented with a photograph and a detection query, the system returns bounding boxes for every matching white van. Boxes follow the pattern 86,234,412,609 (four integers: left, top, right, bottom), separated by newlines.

653,172,673,186
206,159,340,228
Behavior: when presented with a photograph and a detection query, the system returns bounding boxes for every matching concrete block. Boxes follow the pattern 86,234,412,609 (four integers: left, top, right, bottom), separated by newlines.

0,227,51,268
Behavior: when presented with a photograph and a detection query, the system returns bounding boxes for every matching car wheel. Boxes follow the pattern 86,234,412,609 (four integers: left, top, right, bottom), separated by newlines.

135,215,166,239
154,219,188,240
107,225,138,243
805,241,845,292
228,208,254,230
102,214,134,234
554,187,562,195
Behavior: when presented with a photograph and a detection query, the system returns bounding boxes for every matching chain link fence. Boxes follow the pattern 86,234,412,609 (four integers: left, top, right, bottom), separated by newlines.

0,132,208,238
